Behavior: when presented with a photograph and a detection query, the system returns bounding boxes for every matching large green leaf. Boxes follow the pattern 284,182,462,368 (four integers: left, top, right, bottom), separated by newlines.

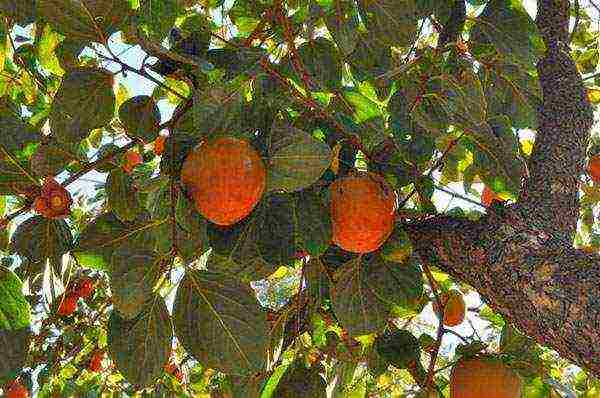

49,67,115,143
295,190,331,257
272,361,327,398
73,212,157,270
138,0,181,42
106,169,142,223
324,0,360,56
38,0,129,44
173,270,269,375
267,123,332,192
374,329,420,369
366,256,423,310
304,258,331,310
110,247,159,320
257,193,295,266
0,270,31,330
108,298,172,387
149,178,209,263
357,0,418,48
469,0,542,68
0,107,39,194
296,38,342,91
0,328,31,383
119,95,161,142
330,258,390,336
10,216,72,262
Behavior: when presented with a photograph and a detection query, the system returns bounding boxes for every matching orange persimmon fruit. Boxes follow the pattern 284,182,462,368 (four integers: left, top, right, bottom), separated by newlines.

588,154,600,183
88,350,104,372
57,293,78,317
5,381,28,398
433,290,466,327
33,178,72,219
450,357,522,398
481,186,501,207
180,136,266,226
330,172,396,253
123,150,143,174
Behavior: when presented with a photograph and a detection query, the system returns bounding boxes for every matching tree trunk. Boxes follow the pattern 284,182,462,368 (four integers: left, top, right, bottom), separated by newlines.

407,0,599,376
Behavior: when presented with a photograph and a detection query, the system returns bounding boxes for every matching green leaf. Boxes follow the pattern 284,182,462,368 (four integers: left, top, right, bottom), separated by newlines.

138,0,181,41
374,329,420,369
469,0,542,68
10,216,72,262
346,32,391,81
173,270,269,375
149,179,209,263
267,123,332,192
73,212,157,270
49,67,115,144
0,270,31,330
38,0,129,44
0,107,39,194
357,0,418,48
296,38,342,91
295,190,332,257
106,169,142,223
272,361,327,398
0,328,31,383
108,298,172,387
110,247,159,320
330,258,390,336
343,89,382,123
30,142,80,177
304,258,331,310
35,23,64,76
366,255,423,311
324,0,360,56
257,194,295,266
119,95,161,142
192,88,244,137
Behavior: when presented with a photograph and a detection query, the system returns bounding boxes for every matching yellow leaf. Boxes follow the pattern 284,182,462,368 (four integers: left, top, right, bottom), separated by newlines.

587,87,600,104
520,138,534,156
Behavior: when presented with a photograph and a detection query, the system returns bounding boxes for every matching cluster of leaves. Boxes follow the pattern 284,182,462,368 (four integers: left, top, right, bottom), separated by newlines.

0,0,598,396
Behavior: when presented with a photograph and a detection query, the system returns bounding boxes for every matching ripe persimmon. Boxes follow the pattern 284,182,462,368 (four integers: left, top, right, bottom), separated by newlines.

481,186,500,207
330,172,396,253
57,293,78,317
588,154,600,183
123,150,143,174
33,178,72,219
5,381,28,398
88,350,104,372
433,290,466,327
153,135,167,156
450,357,522,398
180,136,266,226
75,278,94,299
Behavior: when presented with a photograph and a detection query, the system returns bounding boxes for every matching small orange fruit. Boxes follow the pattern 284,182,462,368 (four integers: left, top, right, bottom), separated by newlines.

88,350,104,372
33,178,73,219
5,381,28,398
57,293,78,317
433,290,466,327
180,136,266,226
153,135,167,156
588,154,600,183
450,357,522,398
75,278,94,299
481,186,500,207
330,172,396,253
123,150,143,174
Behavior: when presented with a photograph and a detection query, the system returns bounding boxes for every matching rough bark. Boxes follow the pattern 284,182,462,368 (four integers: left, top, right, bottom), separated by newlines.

406,0,599,376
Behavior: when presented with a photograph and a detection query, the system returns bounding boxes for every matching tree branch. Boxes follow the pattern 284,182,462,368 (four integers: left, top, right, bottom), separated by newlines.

405,207,600,376
519,0,594,241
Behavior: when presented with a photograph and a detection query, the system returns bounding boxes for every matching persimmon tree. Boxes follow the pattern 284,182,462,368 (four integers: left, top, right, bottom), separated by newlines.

0,0,599,396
